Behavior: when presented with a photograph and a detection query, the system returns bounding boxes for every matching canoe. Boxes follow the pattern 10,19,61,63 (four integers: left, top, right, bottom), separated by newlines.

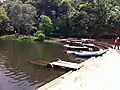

83,44,100,51
64,44,89,51
60,39,68,43
83,44,96,47
74,49,108,58
80,38,95,42
64,50,77,54
64,44,88,49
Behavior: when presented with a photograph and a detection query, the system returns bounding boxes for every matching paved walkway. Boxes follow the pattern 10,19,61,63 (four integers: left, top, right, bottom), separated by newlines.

116,49,120,53
37,49,120,90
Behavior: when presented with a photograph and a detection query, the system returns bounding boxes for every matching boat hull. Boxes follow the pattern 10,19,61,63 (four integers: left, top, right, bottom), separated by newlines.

74,49,108,58
64,44,89,51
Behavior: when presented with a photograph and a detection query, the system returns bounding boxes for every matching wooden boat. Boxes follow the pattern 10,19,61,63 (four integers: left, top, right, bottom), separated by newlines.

83,43,96,47
64,44,89,51
64,44,88,49
64,50,76,54
60,38,76,43
64,42,100,51
83,44,100,51
60,39,68,43
74,49,108,58
80,38,95,43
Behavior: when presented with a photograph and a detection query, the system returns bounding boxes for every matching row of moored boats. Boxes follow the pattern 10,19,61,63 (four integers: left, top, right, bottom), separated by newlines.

61,38,108,58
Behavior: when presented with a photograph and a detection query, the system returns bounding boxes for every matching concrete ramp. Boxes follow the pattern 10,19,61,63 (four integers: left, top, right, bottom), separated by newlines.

36,49,120,90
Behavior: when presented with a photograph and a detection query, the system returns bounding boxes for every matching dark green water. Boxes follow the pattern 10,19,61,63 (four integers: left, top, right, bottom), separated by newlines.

0,39,70,90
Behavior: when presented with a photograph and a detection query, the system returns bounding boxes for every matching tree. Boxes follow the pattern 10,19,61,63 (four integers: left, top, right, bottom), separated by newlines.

115,0,120,4
107,1,120,32
0,8,8,22
39,15,53,36
0,8,13,35
5,1,37,35
68,0,120,37
2,0,120,38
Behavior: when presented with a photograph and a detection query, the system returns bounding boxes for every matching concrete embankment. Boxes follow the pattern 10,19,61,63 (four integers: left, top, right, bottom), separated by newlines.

37,48,120,90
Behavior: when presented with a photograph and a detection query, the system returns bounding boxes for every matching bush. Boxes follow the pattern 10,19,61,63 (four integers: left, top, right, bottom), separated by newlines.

18,36,39,42
0,35,38,42
18,36,31,41
34,31,45,42
0,33,46,42
0,35,18,40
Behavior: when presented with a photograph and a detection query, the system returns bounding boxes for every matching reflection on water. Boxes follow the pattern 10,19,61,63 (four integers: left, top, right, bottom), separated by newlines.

0,40,69,90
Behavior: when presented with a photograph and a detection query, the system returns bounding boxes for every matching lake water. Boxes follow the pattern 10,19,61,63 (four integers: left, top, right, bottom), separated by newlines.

0,39,70,90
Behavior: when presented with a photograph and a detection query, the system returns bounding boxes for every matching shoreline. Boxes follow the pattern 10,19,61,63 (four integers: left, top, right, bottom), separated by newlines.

0,35,60,44
37,48,120,90
0,35,115,46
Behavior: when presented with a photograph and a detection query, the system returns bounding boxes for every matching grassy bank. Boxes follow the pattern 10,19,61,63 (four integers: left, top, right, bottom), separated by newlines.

0,35,59,44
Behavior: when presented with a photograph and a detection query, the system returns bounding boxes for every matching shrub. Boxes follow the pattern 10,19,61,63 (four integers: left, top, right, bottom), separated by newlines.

0,33,46,42
0,35,38,42
18,36,31,41
0,35,18,40
18,36,39,42
34,31,45,42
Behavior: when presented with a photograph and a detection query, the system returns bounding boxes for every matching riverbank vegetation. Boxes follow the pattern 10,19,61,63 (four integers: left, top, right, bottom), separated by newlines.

0,31,58,43
0,0,120,42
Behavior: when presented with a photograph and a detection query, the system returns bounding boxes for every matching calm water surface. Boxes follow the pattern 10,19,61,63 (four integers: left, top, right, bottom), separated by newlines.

0,39,70,90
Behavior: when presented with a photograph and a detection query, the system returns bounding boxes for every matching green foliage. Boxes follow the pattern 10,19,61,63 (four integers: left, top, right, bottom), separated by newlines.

0,34,59,43
18,36,36,41
5,1,37,34
80,3,88,8
34,31,45,42
67,0,120,37
0,8,8,22
0,35,38,42
40,15,53,25
115,0,120,4
1,0,120,38
0,35,18,40
39,15,53,35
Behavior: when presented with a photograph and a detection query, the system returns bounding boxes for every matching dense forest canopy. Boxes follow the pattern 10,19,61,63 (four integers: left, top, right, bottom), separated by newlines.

116,0,120,4
0,0,120,38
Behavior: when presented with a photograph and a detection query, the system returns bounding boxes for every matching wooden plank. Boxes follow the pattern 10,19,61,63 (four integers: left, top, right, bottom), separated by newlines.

52,61,81,68
36,71,73,90
30,60,50,66
48,60,83,70
30,59,84,70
